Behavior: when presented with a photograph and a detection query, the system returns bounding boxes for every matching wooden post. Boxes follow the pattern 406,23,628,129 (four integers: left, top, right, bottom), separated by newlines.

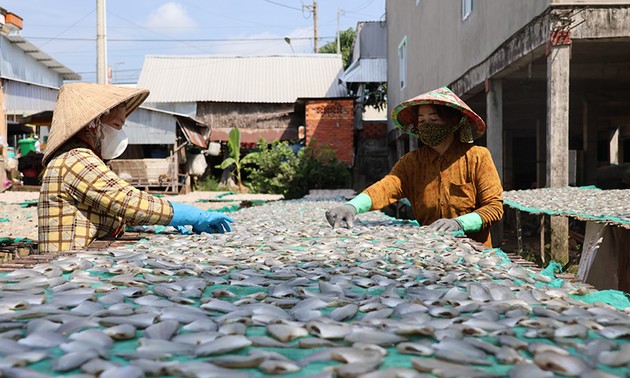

0,80,7,187
546,29,571,264
515,209,523,254
609,126,620,165
540,215,546,264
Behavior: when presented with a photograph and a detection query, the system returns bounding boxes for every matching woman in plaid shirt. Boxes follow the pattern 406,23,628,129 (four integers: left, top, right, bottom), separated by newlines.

38,83,233,253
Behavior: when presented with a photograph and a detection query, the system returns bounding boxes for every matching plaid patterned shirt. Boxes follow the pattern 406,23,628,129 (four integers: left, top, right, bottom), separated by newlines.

38,140,174,253
364,141,503,248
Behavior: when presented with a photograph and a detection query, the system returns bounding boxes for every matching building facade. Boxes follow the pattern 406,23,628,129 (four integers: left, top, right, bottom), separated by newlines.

386,0,630,255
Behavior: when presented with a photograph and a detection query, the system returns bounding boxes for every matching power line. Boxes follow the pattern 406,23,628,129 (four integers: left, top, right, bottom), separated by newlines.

262,0,302,11
36,9,95,48
24,36,324,42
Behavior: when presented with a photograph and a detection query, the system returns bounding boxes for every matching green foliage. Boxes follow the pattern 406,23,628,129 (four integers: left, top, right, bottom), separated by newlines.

245,140,351,199
196,175,222,191
215,128,253,192
318,28,355,69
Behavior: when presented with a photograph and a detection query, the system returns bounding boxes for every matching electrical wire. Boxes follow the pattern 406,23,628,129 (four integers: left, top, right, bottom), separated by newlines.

37,9,95,48
24,36,322,42
263,0,303,11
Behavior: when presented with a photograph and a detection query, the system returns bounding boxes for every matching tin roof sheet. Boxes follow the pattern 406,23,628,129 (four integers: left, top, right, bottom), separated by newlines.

138,54,348,104
342,58,387,83
5,35,80,81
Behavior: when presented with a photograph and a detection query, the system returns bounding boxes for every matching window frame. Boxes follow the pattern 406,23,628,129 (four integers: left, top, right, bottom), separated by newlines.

398,37,407,90
462,0,473,21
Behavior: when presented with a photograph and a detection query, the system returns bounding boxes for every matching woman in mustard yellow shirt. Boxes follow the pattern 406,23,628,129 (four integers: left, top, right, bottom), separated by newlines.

326,87,503,248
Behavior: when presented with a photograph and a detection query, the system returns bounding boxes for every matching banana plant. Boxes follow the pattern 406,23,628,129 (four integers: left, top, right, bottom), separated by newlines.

215,127,251,192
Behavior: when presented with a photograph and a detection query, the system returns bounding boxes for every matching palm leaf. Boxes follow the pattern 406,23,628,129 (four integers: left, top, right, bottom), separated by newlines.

216,157,236,170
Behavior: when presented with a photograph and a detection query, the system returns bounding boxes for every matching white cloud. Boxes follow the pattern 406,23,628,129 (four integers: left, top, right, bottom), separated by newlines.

214,27,315,56
143,2,198,35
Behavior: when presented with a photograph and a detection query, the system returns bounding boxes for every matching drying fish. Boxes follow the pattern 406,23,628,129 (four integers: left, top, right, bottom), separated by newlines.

194,334,252,356
533,351,587,376
0,199,625,377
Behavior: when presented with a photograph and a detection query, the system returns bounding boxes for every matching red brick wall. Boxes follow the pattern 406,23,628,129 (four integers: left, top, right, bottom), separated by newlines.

360,121,388,139
305,99,354,165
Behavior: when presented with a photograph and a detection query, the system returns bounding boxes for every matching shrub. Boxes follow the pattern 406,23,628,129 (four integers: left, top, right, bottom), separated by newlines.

245,140,351,199
195,175,222,191
244,140,299,196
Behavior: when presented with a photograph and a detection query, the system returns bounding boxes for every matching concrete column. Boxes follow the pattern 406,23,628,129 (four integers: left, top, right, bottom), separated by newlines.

582,100,598,185
546,38,570,264
503,130,513,190
536,119,546,188
486,79,504,247
486,79,503,182
96,0,108,85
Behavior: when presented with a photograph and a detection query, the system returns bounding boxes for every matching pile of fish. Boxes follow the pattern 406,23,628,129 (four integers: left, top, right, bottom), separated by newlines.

503,187,630,227
0,199,629,377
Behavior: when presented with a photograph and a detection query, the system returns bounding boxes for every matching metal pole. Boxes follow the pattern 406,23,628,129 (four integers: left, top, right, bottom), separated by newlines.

313,0,318,53
337,8,341,54
96,0,107,84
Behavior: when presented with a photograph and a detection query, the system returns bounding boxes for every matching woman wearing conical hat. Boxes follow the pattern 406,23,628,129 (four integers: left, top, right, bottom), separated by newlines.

38,83,233,253
325,87,503,248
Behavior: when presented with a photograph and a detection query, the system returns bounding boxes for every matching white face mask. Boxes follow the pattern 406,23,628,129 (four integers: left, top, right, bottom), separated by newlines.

100,124,128,160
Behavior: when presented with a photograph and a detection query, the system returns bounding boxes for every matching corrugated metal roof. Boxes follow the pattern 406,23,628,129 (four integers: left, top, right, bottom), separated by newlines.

4,80,58,114
342,21,387,85
137,54,347,103
342,58,387,83
5,35,80,81
125,106,209,146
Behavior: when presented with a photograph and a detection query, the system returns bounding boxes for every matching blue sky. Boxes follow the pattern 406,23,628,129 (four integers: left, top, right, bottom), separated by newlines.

1,0,385,83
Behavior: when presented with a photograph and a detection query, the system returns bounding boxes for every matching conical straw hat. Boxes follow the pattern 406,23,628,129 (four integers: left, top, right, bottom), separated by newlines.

392,86,486,140
43,83,149,165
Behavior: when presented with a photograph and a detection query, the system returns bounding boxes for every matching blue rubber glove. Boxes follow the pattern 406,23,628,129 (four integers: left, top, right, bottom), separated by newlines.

168,202,234,234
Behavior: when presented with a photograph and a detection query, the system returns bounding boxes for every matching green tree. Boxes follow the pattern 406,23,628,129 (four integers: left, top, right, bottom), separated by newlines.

318,28,355,69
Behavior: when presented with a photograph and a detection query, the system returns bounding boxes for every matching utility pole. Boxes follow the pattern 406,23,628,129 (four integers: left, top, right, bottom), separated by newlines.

313,0,318,53
96,0,107,84
337,8,345,54
303,0,318,53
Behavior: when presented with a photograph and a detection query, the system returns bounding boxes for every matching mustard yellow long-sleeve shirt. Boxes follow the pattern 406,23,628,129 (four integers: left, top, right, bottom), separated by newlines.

364,141,504,247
